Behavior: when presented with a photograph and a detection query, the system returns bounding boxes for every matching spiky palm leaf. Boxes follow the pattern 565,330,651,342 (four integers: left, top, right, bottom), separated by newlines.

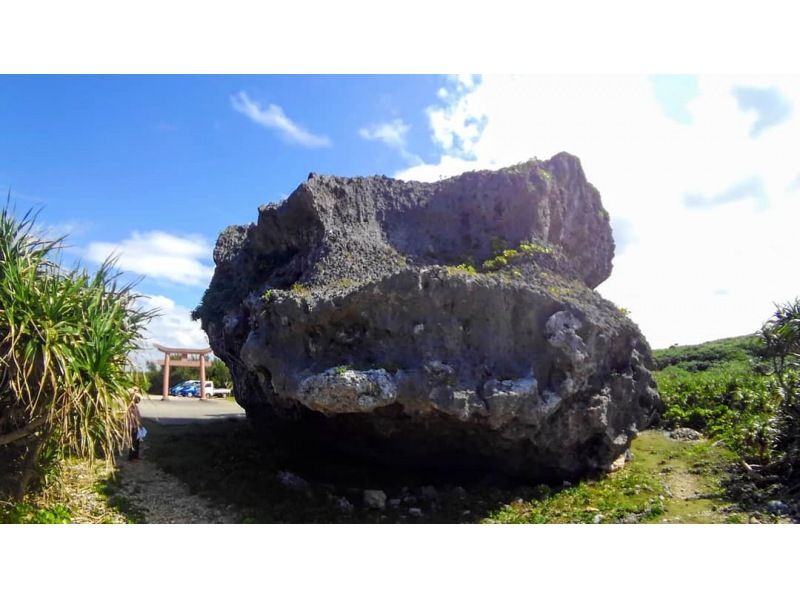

1,203,155,499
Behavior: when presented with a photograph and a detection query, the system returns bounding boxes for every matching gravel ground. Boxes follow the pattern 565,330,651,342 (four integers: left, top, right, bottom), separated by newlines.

39,460,127,524
112,456,241,523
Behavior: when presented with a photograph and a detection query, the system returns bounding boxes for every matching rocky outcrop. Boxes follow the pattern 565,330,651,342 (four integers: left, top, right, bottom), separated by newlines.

196,152,662,481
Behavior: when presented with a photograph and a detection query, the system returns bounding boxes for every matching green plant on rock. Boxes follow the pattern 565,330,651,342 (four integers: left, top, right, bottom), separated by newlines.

290,282,310,296
537,167,553,182
482,254,509,271
334,278,357,289
546,277,586,301
481,240,554,273
519,241,553,256
548,285,569,301
447,263,479,276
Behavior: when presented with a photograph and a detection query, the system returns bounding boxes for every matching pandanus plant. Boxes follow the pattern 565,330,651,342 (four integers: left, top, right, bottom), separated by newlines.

0,202,154,500
761,298,800,469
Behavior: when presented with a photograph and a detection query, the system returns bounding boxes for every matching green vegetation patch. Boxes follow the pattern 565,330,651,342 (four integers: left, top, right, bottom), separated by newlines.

653,335,766,372
485,431,741,524
0,502,72,524
482,241,553,272
290,282,310,296
654,362,781,464
445,239,557,278
652,335,781,465
0,204,152,502
446,263,479,276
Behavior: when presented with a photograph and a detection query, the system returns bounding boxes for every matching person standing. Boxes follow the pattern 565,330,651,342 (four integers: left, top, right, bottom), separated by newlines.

127,393,142,461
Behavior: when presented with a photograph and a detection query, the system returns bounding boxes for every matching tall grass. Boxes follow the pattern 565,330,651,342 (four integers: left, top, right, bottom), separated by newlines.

0,204,153,500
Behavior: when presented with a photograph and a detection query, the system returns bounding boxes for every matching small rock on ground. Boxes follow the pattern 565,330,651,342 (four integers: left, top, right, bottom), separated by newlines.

277,470,310,492
765,500,790,516
669,428,704,441
332,496,354,513
363,489,387,510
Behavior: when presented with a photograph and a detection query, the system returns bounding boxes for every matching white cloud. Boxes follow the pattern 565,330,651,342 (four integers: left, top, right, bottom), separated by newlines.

85,230,214,287
395,154,480,182
130,294,210,368
448,74,480,90
684,176,767,210
32,218,93,243
359,118,409,149
397,74,800,349
358,118,421,165
231,91,331,148
425,86,486,157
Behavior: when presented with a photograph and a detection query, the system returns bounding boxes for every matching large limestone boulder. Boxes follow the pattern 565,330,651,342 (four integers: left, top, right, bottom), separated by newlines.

195,152,662,480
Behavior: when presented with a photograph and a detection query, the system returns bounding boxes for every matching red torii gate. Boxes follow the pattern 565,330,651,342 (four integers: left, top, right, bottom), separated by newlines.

154,344,212,401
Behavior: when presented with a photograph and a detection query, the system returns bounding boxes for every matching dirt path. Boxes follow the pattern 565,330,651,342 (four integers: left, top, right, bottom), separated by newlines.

97,396,247,523
635,432,749,523
111,456,241,523
662,466,704,500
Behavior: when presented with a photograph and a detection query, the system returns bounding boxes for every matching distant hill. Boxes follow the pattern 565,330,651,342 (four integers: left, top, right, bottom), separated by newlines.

651,334,767,372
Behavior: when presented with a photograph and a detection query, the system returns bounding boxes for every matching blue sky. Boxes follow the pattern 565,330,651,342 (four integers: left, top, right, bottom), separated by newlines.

0,75,441,317
0,75,446,242
2,74,799,357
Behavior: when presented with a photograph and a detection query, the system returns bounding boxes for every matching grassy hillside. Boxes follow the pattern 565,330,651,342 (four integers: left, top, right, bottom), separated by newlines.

653,335,767,372
652,335,782,464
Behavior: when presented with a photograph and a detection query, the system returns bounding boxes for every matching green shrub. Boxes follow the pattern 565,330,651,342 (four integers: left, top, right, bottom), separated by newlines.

653,317,800,469
760,298,800,470
0,502,72,524
482,255,508,271
652,335,765,372
447,263,478,276
481,240,553,272
654,361,782,463
291,282,310,296
207,358,233,389
0,205,153,500
518,241,553,256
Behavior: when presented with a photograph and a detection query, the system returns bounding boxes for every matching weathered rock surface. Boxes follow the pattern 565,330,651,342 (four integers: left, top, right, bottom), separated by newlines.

196,152,662,481
363,489,387,510
669,427,704,441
